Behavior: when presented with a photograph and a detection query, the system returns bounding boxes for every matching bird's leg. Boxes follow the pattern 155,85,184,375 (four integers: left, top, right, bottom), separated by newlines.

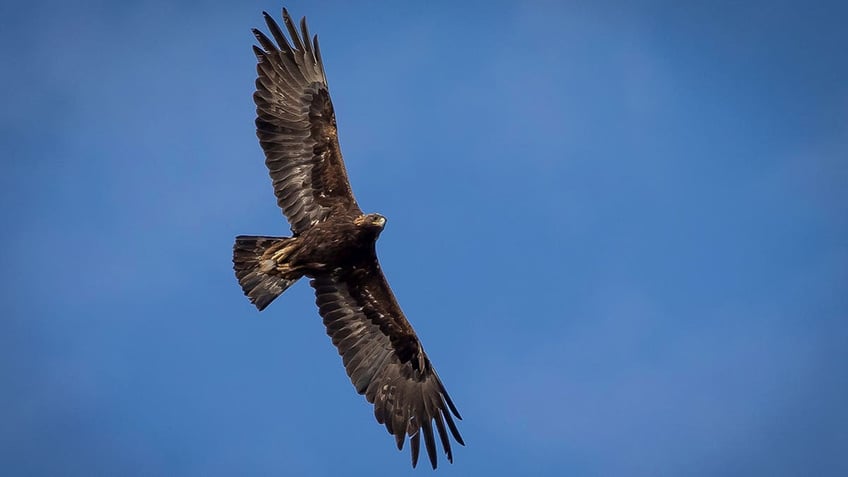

257,240,300,274
270,241,297,262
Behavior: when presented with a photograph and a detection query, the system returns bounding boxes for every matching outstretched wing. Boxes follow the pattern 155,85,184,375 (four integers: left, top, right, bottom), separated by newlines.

252,9,360,234
311,264,464,469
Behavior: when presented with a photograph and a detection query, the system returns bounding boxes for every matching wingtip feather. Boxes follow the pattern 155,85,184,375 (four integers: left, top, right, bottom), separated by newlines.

421,419,437,469
410,430,421,468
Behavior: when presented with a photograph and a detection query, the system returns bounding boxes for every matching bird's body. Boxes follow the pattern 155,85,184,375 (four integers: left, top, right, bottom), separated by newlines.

232,7,463,469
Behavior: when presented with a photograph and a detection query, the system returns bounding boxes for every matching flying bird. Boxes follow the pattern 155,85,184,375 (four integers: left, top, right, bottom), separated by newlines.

232,7,464,469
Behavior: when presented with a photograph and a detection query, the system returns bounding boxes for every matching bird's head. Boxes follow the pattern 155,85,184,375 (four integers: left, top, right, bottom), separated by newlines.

354,213,387,233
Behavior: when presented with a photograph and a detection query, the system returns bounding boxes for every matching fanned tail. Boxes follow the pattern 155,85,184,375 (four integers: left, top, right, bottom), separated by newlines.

233,235,300,310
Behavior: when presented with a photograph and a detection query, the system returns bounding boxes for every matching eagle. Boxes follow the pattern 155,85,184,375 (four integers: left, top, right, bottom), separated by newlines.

232,8,464,469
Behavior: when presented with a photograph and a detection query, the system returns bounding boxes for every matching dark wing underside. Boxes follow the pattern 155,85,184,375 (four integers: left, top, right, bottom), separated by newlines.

252,9,360,234
311,264,464,469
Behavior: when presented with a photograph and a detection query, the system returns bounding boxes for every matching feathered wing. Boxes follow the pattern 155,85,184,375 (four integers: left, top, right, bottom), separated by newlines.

311,264,464,469
252,9,360,234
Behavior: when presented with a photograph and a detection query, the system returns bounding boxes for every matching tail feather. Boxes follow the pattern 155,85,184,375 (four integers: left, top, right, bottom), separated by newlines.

233,235,299,310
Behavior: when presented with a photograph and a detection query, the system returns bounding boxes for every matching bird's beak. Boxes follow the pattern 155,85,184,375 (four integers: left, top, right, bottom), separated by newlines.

375,216,386,227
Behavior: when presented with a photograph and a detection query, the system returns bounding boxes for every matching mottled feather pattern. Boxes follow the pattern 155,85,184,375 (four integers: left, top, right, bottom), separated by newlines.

233,235,297,310
236,8,464,469
252,9,358,234
312,270,464,468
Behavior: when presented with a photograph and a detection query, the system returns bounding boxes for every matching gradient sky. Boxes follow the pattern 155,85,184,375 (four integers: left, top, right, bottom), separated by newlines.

2,1,847,475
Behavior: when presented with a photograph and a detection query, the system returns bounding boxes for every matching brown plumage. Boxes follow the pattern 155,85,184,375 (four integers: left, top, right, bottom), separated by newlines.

232,7,464,469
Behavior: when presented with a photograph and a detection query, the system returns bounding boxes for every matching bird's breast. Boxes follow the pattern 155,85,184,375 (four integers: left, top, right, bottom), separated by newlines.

295,220,375,268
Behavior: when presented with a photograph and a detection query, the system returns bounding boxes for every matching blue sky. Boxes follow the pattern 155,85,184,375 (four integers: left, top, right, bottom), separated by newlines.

2,0,846,475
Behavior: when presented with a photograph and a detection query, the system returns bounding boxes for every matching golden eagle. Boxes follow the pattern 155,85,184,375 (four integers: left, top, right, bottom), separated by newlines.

232,8,464,469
